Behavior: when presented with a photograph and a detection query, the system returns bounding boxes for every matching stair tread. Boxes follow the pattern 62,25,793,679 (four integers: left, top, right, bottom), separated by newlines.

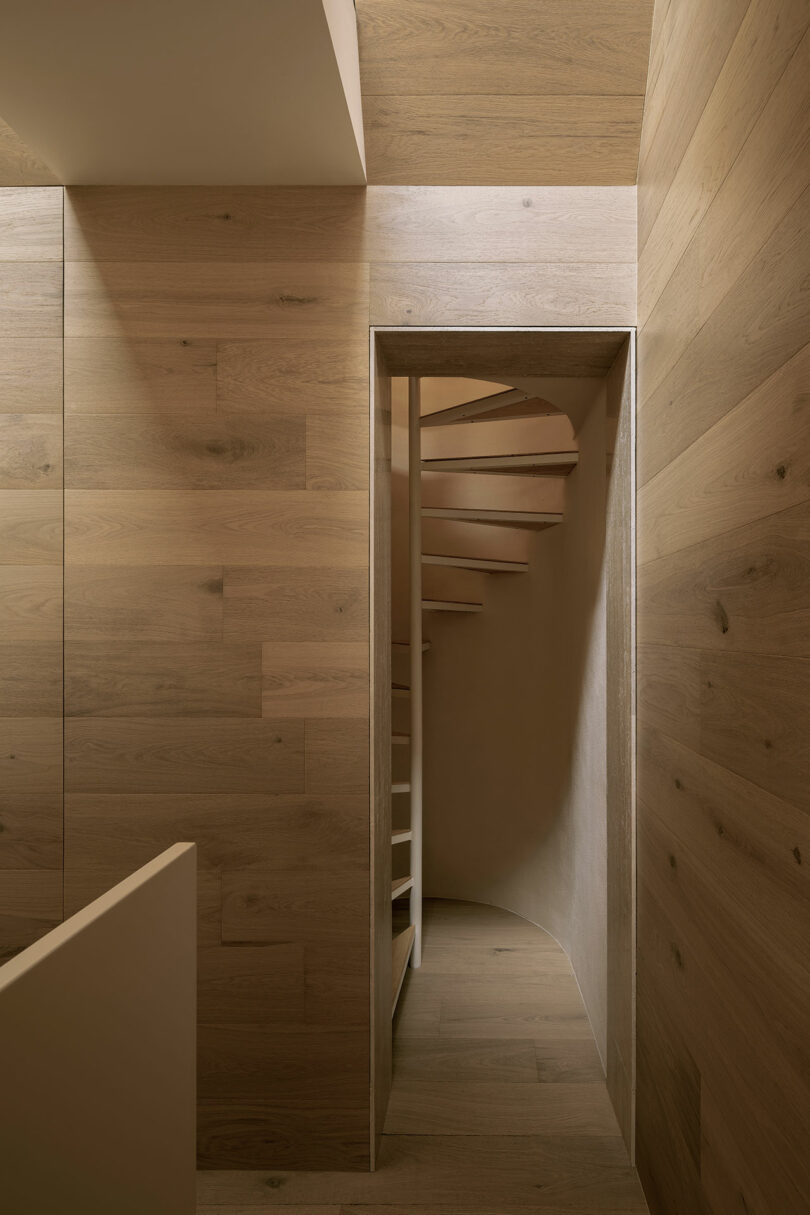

420,388,559,428
392,733,410,744
393,639,431,652
422,451,578,477
422,599,483,612
423,553,529,573
392,782,411,794
392,924,416,1014
423,506,563,531
392,875,414,899
392,828,413,843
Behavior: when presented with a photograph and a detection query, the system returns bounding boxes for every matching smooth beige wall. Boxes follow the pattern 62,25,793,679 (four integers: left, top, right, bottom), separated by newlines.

0,843,196,1215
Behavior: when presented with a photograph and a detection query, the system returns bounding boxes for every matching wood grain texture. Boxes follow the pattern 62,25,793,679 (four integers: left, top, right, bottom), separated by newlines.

0,339,62,412
64,186,637,264
65,719,304,795
65,490,368,567
358,1,654,96
640,31,810,405
637,10,810,1204
377,329,629,378
0,413,62,488
65,565,224,642
54,181,640,1171
64,412,306,489
0,188,63,956
371,262,636,328
222,567,368,642
305,718,370,796
363,97,642,187
0,795,62,870
0,642,61,715
357,0,650,182
0,262,62,336
262,643,368,718
64,261,369,339
0,119,59,186
637,0,749,251
0,187,62,259
638,3,810,320
0,566,62,639
638,500,810,658
638,341,810,563
65,643,261,717
357,1,652,183
64,336,217,414
198,899,648,1212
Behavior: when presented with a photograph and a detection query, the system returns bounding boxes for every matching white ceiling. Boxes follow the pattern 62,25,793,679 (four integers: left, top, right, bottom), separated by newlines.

0,0,365,185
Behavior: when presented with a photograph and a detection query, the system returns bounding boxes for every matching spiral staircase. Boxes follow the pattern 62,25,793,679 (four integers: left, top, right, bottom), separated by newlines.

390,378,579,1012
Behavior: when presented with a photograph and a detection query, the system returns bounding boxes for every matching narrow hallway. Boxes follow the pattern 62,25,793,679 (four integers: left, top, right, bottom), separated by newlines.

198,899,649,1212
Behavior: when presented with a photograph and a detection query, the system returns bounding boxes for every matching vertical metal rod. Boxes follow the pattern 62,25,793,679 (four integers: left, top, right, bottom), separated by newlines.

408,376,423,968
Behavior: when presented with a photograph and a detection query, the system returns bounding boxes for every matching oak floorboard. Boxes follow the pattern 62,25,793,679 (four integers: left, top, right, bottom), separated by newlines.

199,899,647,1209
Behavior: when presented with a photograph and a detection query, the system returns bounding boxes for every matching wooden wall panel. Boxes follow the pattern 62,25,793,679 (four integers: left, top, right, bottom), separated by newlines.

63,186,372,1170
636,4,810,1211
356,1,653,185
0,186,63,961
57,183,635,1169
0,119,59,187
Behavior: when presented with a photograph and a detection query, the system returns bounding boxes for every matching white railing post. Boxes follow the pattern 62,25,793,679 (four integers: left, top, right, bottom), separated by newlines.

408,375,423,968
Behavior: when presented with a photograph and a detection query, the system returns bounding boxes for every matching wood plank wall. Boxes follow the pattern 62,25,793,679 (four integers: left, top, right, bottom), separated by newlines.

0,187,63,960
0,183,636,1169
356,0,654,185
636,3,810,1210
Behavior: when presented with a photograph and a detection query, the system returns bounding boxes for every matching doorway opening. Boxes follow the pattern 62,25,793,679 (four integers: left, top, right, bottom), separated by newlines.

370,327,636,1166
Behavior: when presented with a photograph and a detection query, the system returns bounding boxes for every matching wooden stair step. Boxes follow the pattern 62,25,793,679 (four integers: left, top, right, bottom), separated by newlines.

392,683,410,698
423,553,529,573
393,639,431,653
392,828,413,844
422,599,483,613
422,507,563,530
392,782,410,794
422,451,578,477
392,733,410,745
420,388,559,428
392,924,416,1015
392,875,414,900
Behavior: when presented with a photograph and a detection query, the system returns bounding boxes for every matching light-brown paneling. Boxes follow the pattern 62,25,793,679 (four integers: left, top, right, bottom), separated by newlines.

357,1,654,185
0,186,63,960
32,182,635,1171
0,119,58,186
636,3,810,1210
63,186,372,1170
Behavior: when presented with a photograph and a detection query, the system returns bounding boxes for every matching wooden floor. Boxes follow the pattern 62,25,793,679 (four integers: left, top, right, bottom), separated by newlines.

197,898,649,1213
